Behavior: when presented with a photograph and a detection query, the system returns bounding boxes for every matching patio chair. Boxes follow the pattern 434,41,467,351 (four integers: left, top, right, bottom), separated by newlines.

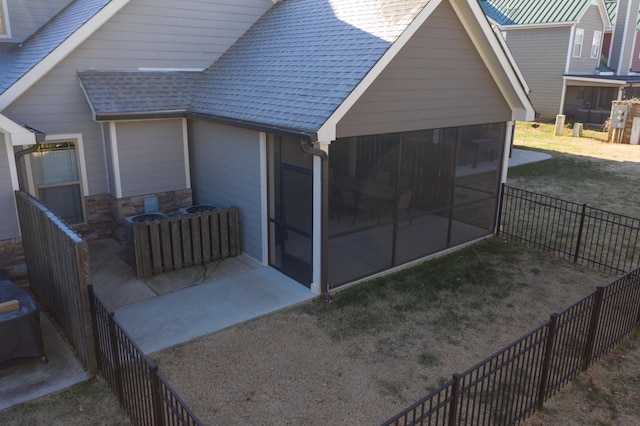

397,189,413,224
341,189,370,225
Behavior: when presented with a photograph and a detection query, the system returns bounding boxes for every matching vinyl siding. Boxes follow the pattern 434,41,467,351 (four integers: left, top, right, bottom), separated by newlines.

3,0,271,197
609,0,640,73
0,136,19,239
71,0,272,69
336,0,511,138
116,119,186,197
189,120,262,261
503,27,571,119
567,5,605,74
3,0,71,42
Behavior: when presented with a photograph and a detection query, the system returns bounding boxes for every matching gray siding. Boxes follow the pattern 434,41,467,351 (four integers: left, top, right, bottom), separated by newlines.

609,0,640,74
567,5,604,74
3,0,71,42
189,120,262,261
0,136,19,239
3,0,271,198
337,0,511,138
504,26,570,119
116,119,186,197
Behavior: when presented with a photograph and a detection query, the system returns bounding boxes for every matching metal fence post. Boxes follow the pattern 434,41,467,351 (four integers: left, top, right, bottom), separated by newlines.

87,285,103,374
573,204,587,263
582,287,605,371
537,314,558,410
496,183,506,236
151,365,165,426
108,311,124,404
449,374,461,426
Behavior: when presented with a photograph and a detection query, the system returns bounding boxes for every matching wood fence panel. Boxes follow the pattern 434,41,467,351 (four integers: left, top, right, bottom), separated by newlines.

182,218,193,268
170,218,183,271
211,213,221,260
201,214,211,262
160,220,173,272
191,215,202,266
229,208,240,256
220,211,230,259
149,221,163,276
14,191,96,374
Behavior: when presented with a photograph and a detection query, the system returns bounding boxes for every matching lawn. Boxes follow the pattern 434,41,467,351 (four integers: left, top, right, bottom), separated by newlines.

2,121,640,425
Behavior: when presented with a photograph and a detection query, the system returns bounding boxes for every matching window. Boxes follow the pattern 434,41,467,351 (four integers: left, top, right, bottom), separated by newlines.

591,30,602,59
573,28,584,58
31,141,85,224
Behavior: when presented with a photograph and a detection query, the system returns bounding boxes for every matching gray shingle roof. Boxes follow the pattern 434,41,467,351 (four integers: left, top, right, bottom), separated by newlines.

78,70,203,117
189,0,430,136
0,0,112,95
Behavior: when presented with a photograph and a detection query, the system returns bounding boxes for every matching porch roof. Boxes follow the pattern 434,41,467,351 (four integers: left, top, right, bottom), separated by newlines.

78,70,204,120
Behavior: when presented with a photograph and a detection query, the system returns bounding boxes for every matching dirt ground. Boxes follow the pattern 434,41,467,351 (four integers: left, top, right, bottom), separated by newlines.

152,240,614,425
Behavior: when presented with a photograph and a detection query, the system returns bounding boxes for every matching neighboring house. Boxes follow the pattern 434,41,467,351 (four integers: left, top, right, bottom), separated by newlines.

0,0,533,294
481,0,640,124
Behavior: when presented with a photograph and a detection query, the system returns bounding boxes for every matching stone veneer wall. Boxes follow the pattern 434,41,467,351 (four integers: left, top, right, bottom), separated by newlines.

110,189,193,243
72,193,113,241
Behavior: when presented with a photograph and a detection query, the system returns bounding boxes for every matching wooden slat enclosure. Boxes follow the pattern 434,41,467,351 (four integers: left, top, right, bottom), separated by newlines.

14,191,96,374
131,207,241,278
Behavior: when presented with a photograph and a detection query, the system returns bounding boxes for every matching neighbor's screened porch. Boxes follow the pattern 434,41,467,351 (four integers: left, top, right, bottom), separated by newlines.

328,122,506,287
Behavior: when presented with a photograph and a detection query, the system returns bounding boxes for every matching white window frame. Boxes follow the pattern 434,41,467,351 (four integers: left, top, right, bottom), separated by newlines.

0,0,11,38
26,134,89,224
573,28,584,58
591,30,602,59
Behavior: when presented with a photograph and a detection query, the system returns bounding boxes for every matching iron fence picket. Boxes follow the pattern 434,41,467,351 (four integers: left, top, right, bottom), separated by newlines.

89,287,202,425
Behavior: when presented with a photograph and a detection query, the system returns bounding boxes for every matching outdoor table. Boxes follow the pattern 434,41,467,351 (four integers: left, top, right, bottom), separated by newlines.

0,280,46,364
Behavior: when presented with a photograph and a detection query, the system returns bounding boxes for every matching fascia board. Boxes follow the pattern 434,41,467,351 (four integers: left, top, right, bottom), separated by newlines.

316,0,443,142
451,0,535,121
563,75,628,85
0,113,36,145
0,0,131,110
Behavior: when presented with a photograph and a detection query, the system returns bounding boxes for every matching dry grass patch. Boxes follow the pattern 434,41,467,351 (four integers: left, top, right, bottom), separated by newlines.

152,238,613,425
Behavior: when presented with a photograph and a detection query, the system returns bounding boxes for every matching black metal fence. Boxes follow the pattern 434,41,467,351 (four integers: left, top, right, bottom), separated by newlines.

384,186,640,425
382,267,640,425
89,285,202,426
497,184,640,274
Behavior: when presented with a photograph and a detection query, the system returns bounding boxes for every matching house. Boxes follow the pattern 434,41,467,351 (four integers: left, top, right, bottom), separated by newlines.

0,0,534,294
481,0,640,124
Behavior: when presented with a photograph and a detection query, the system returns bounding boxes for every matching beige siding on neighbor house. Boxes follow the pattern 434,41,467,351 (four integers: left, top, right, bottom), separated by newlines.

116,119,186,198
504,27,571,119
567,5,605,74
3,0,271,197
0,135,19,239
4,0,71,42
189,120,262,261
336,0,511,138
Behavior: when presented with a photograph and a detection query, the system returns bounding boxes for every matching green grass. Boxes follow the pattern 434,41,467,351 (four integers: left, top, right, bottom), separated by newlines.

300,237,525,341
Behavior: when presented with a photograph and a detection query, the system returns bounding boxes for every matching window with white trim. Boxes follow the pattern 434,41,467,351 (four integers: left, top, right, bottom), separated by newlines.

573,28,584,58
591,30,602,59
31,141,86,224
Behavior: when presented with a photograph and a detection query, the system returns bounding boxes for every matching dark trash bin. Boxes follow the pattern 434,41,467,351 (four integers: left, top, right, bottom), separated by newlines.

0,280,46,365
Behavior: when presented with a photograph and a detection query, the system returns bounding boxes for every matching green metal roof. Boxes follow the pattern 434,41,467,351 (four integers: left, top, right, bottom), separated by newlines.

479,0,590,26
605,0,640,29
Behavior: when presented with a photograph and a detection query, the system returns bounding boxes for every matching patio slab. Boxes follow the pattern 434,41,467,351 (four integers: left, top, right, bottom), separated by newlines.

114,266,315,354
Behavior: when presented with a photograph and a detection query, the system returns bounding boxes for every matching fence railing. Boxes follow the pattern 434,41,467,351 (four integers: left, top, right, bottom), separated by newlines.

14,191,96,374
89,285,202,426
384,186,640,425
382,266,640,425
130,207,241,278
497,184,640,274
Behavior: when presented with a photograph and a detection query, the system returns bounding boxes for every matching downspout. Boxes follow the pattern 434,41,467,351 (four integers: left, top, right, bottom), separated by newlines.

301,140,332,303
14,132,46,191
